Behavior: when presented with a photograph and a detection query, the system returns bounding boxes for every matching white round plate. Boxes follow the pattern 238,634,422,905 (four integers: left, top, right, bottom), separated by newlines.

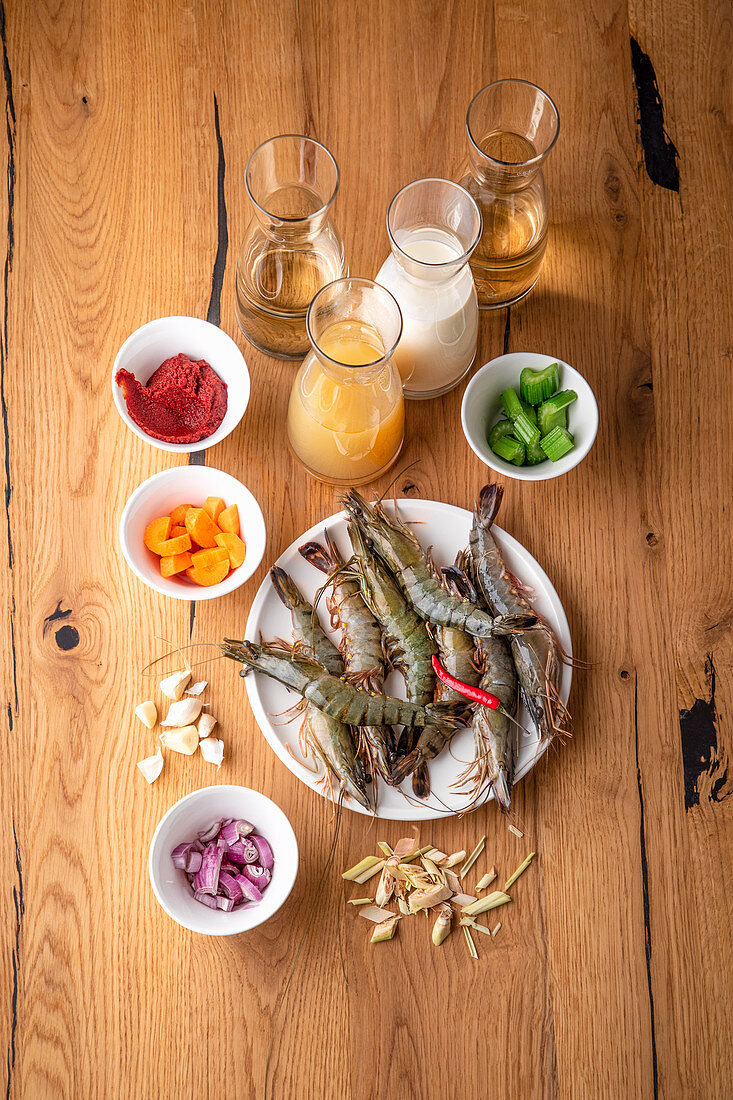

243,499,571,820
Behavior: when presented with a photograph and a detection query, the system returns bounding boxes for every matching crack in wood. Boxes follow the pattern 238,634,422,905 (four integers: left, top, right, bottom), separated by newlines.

503,306,511,355
630,37,680,192
6,817,23,1100
189,93,229,635
634,679,659,1098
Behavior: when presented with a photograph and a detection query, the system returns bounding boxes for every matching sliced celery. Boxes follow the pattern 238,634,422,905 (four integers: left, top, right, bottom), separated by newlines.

520,363,560,404
492,435,526,466
540,426,575,461
512,410,541,448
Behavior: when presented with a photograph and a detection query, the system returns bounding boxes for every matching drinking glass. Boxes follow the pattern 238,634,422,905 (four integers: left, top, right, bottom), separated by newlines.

235,135,347,359
456,80,559,309
375,178,481,399
287,278,404,485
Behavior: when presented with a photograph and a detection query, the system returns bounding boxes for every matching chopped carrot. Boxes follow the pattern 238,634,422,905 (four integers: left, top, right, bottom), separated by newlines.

160,551,193,577
191,546,229,568
144,516,172,554
217,504,239,535
215,531,247,569
203,496,225,522
184,507,221,548
169,504,192,525
156,533,192,556
186,560,230,587
170,524,188,538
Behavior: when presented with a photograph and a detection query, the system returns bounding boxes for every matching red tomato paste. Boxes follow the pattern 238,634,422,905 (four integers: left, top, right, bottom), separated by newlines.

116,353,228,444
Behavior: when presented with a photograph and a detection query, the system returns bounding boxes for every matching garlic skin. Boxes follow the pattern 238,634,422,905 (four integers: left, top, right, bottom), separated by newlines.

185,681,208,696
160,725,199,755
199,737,224,768
197,712,217,739
136,750,164,783
134,701,157,729
159,670,192,701
161,698,202,727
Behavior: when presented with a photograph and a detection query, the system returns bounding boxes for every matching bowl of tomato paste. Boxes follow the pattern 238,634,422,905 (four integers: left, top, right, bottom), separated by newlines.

112,316,250,453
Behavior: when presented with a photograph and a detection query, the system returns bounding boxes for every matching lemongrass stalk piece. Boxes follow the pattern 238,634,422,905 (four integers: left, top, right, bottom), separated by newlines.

508,824,524,838
475,867,497,892
371,916,399,943
423,847,448,864
450,893,476,908
462,891,512,917
492,922,502,937
408,883,452,912
460,917,492,936
342,855,382,882
134,701,157,729
504,852,536,891
358,905,398,923
375,865,395,908
354,859,386,884
444,869,461,894
443,851,466,868
460,836,486,879
432,903,453,946
377,842,393,858
463,925,478,959
159,670,191,701
347,898,373,906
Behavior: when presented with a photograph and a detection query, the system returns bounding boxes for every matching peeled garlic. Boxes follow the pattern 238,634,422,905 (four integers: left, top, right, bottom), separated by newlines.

136,750,164,783
160,725,199,755
199,737,224,768
159,669,192,701
185,681,208,696
134,700,157,729
197,712,217,739
161,698,202,727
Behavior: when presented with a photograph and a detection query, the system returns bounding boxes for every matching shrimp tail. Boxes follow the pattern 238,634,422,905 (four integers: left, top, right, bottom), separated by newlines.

412,759,431,799
492,613,538,636
298,537,337,574
390,748,421,786
477,482,504,528
269,565,300,609
491,767,511,813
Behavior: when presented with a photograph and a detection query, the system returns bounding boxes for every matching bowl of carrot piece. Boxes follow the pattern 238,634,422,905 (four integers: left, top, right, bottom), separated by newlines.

119,466,266,599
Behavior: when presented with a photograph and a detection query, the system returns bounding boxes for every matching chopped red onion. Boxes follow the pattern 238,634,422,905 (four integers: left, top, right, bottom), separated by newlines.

241,863,271,891
173,817,273,913
235,875,263,903
250,835,274,871
219,819,255,846
193,843,223,895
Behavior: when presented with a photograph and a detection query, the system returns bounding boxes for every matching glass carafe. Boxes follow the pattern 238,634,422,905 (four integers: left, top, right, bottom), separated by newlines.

235,135,347,359
375,178,481,399
456,80,559,309
287,278,404,485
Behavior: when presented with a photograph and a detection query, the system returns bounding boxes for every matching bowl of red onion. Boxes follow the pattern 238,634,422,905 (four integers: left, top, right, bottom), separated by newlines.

148,785,298,935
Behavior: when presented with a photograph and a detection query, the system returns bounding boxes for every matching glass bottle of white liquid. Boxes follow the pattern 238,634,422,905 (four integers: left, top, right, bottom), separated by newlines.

375,178,482,399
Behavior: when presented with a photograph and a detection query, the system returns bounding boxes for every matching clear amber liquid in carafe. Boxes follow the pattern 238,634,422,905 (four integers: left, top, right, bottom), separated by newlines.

460,131,548,309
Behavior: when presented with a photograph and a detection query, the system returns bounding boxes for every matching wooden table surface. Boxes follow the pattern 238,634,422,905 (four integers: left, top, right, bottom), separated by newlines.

2,1,731,1097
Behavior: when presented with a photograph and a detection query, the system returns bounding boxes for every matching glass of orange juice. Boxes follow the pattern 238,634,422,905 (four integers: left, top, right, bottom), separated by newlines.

287,278,404,485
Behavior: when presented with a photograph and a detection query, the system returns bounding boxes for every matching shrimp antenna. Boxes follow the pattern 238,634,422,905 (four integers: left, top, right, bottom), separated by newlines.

376,458,421,505
141,642,225,676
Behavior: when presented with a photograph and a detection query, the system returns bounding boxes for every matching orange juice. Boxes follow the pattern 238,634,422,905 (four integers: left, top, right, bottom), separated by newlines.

287,320,404,484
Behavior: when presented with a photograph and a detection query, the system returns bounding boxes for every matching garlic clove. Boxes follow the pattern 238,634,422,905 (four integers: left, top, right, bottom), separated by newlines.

134,700,157,729
160,725,199,755
159,669,192,701
161,698,202,727
199,736,224,768
137,750,164,783
197,712,217,739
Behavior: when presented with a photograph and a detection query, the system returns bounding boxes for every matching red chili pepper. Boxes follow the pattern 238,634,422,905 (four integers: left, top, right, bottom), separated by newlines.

431,655,501,710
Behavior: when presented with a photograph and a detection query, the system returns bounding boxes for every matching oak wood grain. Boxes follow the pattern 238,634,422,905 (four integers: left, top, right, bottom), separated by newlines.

1,1,731,1098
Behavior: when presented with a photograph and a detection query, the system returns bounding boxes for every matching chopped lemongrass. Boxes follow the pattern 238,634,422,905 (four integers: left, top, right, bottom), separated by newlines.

475,867,497,891
432,903,453,946
375,866,395,908
408,884,452,912
460,836,486,880
492,922,502,937
371,916,399,943
354,859,386,884
504,852,536,891
450,893,476,908
443,851,466,868
462,891,512,917
463,925,478,959
423,847,448,864
342,855,382,882
443,869,461,894
377,842,393,858
460,917,492,936
347,897,373,906
358,905,397,923
421,856,442,880
397,895,410,915
508,824,524,838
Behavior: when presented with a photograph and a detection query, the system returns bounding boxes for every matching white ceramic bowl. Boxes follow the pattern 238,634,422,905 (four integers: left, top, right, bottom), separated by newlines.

119,465,266,600
112,316,250,453
148,785,299,935
462,352,599,481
